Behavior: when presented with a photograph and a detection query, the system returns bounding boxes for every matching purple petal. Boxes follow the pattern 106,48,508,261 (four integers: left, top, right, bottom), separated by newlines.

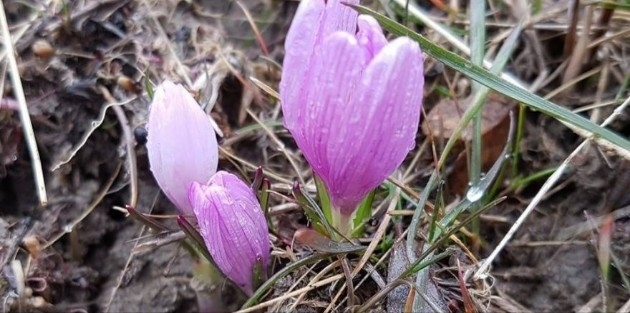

321,0,360,36
290,32,367,183
281,0,360,132
356,15,387,60
147,81,218,215
190,171,270,296
280,0,325,130
326,38,424,213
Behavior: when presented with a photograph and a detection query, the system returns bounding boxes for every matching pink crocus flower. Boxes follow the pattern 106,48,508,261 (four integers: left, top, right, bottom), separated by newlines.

189,171,270,296
280,1,425,218
147,80,218,215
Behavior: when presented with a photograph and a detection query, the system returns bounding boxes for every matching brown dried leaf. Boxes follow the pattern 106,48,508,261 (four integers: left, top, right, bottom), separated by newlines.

422,93,513,142
422,93,514,195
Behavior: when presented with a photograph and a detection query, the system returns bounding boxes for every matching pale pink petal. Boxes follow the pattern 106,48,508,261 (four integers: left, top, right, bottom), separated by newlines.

147,81,218,215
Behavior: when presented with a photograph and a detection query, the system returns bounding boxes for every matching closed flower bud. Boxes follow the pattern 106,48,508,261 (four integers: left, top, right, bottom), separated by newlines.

147,80,218,215
280,1,425,217
189,171,270,296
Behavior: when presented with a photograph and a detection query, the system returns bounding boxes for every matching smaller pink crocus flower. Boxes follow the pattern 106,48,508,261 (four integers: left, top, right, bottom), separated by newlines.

280,1,425,224
147,80,218,215
189,171,270,296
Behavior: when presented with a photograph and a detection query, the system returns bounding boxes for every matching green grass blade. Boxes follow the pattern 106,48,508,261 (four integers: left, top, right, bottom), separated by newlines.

314,174,333,223
292,182,334,236
351,190,375,237
469,0,486,188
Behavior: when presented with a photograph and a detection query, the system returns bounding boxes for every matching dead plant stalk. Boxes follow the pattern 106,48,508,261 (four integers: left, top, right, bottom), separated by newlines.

0,2,47,206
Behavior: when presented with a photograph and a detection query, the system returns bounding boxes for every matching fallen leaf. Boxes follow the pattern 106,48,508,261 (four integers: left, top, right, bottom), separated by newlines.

422,93,515,195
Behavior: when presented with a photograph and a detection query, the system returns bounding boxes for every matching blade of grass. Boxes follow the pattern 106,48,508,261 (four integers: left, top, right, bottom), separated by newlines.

351,190,375,237
469,0,486,188
406,19,522,260
440,114,512,230
408,196,506,278
177,216,215,266
314,174,333,224
401,249,452,277
411,195,506,311
126,206,168,232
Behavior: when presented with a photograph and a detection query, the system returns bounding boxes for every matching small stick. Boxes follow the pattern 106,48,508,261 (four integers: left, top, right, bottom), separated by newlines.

0,2,47,206
99,86,138,208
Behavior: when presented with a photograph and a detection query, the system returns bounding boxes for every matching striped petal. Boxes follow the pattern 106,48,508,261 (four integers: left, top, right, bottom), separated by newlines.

190,171,270,296
326,37,424,213
147,81,218,215
281,0,360,131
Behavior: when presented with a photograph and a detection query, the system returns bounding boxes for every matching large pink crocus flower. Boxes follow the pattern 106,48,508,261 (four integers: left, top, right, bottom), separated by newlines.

189,171,270,296
147,80,219,215
280,1,425,222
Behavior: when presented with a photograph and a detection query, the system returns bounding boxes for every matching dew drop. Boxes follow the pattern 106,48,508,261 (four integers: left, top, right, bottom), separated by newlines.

466,186,483,202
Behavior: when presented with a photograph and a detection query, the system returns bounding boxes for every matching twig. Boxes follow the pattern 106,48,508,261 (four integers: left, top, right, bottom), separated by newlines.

0,2,47,206
50,98,134,171
563,4,594,86
327,229,408,312
323,187,401,312
279,264,318,311
286,260,338,311
617,298,630,313
351,187,400,277
99,86,138,208
339,257,355,307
